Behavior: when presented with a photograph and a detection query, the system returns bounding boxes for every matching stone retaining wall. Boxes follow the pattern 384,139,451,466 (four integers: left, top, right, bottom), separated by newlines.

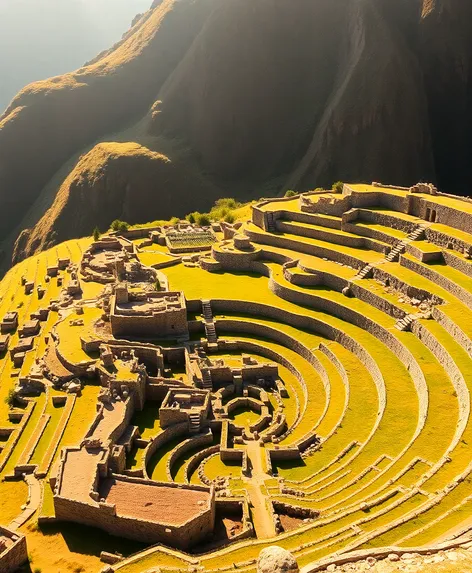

0,527,28,573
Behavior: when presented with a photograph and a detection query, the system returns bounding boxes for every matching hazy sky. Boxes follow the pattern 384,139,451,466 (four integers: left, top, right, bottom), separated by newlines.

0,0,152,114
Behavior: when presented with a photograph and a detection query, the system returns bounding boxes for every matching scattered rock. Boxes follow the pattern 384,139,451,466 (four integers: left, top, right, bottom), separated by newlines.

257,546,299,573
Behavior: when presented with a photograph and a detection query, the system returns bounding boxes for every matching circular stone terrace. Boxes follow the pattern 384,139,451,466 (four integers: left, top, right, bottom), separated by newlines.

2,183,472,573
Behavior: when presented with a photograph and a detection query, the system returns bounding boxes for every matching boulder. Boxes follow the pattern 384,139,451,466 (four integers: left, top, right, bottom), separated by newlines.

257,546,299,573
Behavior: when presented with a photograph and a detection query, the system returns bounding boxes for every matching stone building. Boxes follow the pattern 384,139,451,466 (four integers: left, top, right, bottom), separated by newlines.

110,284,188,339
0,526,28,573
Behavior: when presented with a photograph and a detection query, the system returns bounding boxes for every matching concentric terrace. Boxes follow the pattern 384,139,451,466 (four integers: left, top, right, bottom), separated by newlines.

2,182,472,573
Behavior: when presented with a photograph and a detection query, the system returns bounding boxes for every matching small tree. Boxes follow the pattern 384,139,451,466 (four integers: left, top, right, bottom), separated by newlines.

5,388,16,409
154,278,161,291
186,212,196,224
332,181,344,193
284,190,297,198
92,226,101,241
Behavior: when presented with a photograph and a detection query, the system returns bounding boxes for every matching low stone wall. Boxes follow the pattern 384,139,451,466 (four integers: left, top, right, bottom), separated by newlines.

372,267,443,305
433,307,472,357
400,255,472,308
342,220,399,246
443,251,472,278
185,445,220,483
244,226,366,270
412,321,470,456
405,242,442,263
0,527,28,573
167,431,213,481
143,422,188,478
55,478,215,550
426,227,472,254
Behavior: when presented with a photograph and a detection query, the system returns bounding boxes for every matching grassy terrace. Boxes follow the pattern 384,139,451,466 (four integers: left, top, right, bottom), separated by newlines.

3,187,472,573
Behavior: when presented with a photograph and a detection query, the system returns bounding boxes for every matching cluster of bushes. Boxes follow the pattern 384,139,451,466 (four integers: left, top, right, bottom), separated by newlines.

186,198,242,226
93,183,344,237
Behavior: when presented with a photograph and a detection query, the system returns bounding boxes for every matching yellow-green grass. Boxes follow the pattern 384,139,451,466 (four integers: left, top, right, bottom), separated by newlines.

0,480,28,524
362,478,472,548
245,222,385,264
148,436,183,481
1,393,46,476
30,392,65,465
229,406,261,428
130,400,161,441
351,221,408,240
203,454,242,481
349,184,408,197
54,307,102,366
137,250,177,268
22,519,148,573
172,433,221,483
431,223,472,245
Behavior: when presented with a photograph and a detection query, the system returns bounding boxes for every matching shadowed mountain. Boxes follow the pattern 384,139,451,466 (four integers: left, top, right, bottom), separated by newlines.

0,0,471,263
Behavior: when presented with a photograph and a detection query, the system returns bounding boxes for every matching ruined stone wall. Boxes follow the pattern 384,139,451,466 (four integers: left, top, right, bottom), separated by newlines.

408,195,472,234
244,227,365,269
110,308,188,338
342,221,398,246
372,267,443,305
443,252,472,279
143,422,188,478
55,480,214,550
0,529,27,573
400,256,472,308
167,432,213,481
186,445,220,483
426,229,472,254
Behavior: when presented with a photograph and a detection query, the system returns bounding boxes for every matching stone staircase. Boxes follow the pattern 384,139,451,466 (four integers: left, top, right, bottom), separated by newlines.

385,241,406,262
202,369,213,390
189,412,201,433
202,299,218,343
267,212,276,233
354,263,374,280
408,225,427,241
395,314,416,332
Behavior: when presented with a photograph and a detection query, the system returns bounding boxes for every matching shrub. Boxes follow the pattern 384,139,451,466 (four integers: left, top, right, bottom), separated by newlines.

33,568,42,573
170,217,180,226
186,212,196,224
5,388,16,409
110,219,130,233
284,190,297,197
332,181,344,193
92,226,101,241
224,212,235,224
195,213,211,227
214,198,240,210
154,278,161,291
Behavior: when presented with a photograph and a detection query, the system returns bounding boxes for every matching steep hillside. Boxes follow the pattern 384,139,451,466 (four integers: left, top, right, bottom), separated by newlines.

419,0,472,195
1,0,472,264
13,141,222,260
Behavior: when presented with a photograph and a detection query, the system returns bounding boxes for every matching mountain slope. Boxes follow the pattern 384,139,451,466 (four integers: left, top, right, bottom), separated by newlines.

1,0,471,264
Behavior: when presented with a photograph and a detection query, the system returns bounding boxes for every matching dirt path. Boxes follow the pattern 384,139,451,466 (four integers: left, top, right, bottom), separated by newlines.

243,441,277,539
9,473,42,530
